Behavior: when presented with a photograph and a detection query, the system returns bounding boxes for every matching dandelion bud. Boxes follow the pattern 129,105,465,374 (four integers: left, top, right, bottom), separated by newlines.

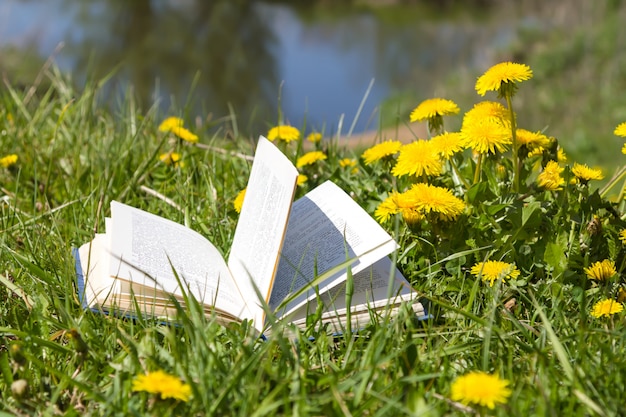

67,329,89,355
9,342,27,367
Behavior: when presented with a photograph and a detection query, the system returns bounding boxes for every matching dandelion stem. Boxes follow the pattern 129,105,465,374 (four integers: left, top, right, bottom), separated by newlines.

505,94,519,192
599,164,626,199
568,189,584,249
473,153,483,185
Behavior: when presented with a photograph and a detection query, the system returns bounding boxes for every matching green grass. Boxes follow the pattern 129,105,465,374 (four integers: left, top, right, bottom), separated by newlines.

2,61,626,416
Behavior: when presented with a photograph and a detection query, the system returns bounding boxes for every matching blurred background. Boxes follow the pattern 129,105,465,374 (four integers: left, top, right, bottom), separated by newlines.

1,0,626,172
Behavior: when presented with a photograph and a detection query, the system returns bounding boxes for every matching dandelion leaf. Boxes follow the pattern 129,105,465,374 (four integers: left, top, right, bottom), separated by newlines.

521,200,542,229
543,233,568,278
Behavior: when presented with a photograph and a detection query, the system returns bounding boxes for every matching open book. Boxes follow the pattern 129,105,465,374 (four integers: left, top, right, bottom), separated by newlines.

75,136,425,334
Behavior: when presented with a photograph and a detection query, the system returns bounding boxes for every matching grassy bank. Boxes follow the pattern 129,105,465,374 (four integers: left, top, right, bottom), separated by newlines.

2,60,626,416
379,1,626,181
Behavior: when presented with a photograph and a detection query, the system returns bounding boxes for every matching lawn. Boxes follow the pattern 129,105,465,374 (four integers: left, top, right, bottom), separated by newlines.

1,61,626,416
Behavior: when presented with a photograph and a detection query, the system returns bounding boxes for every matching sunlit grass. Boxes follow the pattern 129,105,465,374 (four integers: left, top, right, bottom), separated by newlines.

1,59,626,416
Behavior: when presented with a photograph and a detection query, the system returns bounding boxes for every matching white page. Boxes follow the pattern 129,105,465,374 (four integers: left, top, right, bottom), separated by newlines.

108,201,252,320
285,293,424,335
78,232,118,307
227,136,299,328
282,257,414,323
269,181,398,316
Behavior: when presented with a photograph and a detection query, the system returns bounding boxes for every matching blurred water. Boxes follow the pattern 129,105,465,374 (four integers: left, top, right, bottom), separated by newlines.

0,0,554,135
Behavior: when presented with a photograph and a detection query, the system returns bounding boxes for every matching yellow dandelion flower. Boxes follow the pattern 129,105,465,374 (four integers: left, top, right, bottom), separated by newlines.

475,61,533,96
463,101,510,127
528,135,556,158
622,143,626,155
401,209,422,226
267,125,300,142
516,128,550,152
306,132,322,143
619,229,626,245
460,118,511,154
409,98,460,122
584,259,616,281
527,147,544,158
571,163,604,183
430,132,465,159
339,158,357,168
0,154,18,168
374,193,402,223
131,370,192,402
557,147,567,162
158,117,198,142
297,174,308,185
537,161,565,191
405,183,465,221
158,117,184,132
614,122,626,137
234,188,246,213
173,126,198,143
392,191,425,224
471,260,520,286
590,299,624,318
159,152,184,167
375,191,424,224
391,140,443,178
361,140,402,165
375,184,465,224
296,151,327,168
450,371,511,409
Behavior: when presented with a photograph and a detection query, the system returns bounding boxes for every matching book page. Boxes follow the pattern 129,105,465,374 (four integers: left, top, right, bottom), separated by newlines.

269,181,398,316
284,293,424,335
78,232,118,308
227,136,299,327
282,257,414,323
108,201,253,321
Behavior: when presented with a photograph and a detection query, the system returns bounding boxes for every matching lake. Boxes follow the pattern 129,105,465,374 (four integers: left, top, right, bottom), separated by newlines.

0,0,575,136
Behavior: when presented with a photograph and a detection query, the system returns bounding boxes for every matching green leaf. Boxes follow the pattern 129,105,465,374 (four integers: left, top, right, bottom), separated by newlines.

544,233,569,278
522,200,542,228
485,203,509,216
466,182,488,205
444,255,466,275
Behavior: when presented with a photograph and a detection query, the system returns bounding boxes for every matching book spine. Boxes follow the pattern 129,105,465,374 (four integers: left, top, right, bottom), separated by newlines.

72,247,89,309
